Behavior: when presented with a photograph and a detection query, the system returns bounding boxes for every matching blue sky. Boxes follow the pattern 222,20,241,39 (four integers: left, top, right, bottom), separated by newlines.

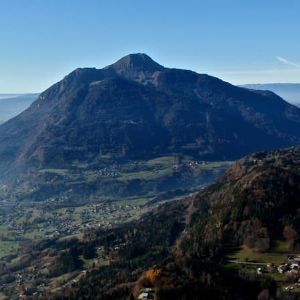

0,0,300,92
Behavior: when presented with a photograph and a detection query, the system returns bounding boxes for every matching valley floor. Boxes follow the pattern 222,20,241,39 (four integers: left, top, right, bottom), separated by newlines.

0,157,231,298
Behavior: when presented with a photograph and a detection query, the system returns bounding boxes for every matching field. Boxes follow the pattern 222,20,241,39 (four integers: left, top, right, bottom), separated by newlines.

37,156,232,183
228,241,294,265
0,241,19,259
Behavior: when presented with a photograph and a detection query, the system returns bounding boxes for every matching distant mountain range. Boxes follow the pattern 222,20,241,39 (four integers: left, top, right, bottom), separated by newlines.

1,54,300,178
0,93,38,124
241,83,300,106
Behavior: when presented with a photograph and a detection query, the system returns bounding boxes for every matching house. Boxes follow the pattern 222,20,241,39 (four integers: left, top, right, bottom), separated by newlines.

138,291,154,299
257,267,262,275
138,292,153,299
278,264,288,274
291,258,300,269
138,293,148,299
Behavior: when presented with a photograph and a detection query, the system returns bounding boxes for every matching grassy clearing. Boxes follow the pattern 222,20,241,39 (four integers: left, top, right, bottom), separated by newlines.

113,197,150,206
118,167,173,182
23,230,44,240
229,246,282,264
38,168,69,175
203,161,233,168
71,162,89,169
189,161,234,171
228,242,295,265
146,156,174,167
50,271,78,288
118,156,174,182
0,225,8,235
0,240,19,258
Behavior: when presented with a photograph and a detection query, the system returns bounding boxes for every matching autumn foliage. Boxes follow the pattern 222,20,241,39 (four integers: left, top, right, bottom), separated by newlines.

145,268,162,285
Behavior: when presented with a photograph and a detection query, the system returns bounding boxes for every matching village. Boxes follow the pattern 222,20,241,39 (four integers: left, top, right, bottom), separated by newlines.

229,249,300,294
0,197,145,259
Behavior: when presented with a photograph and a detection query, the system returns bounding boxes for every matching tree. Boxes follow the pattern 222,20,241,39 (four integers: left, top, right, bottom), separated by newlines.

283,225,298,250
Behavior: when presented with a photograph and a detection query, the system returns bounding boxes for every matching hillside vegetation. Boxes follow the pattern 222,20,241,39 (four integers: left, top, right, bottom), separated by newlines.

2,146,300,299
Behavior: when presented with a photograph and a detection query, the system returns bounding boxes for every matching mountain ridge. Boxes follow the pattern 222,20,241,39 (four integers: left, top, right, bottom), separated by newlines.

240,83,300,105
1,54,300,179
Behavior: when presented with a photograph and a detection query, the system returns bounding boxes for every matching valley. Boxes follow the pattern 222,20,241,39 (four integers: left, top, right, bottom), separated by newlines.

0,156,231,260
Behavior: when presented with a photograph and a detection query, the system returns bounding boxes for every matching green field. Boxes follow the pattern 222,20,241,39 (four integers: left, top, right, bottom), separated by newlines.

228,241,296,265
38,168,70,175
37,157,232,184
146,156,175,167
226,241,300,289
118,168,173,181
0,240,19,258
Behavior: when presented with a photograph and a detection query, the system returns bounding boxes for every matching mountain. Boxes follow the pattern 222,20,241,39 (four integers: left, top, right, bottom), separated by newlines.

0,93,38,124
1,54,300,178
240,83,300,106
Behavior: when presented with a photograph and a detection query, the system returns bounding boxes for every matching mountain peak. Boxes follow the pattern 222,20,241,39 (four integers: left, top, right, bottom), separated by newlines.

108,53,164,73
2,53,300,181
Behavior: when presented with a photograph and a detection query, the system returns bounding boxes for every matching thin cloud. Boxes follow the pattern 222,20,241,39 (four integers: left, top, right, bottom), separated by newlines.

276,56,300,68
